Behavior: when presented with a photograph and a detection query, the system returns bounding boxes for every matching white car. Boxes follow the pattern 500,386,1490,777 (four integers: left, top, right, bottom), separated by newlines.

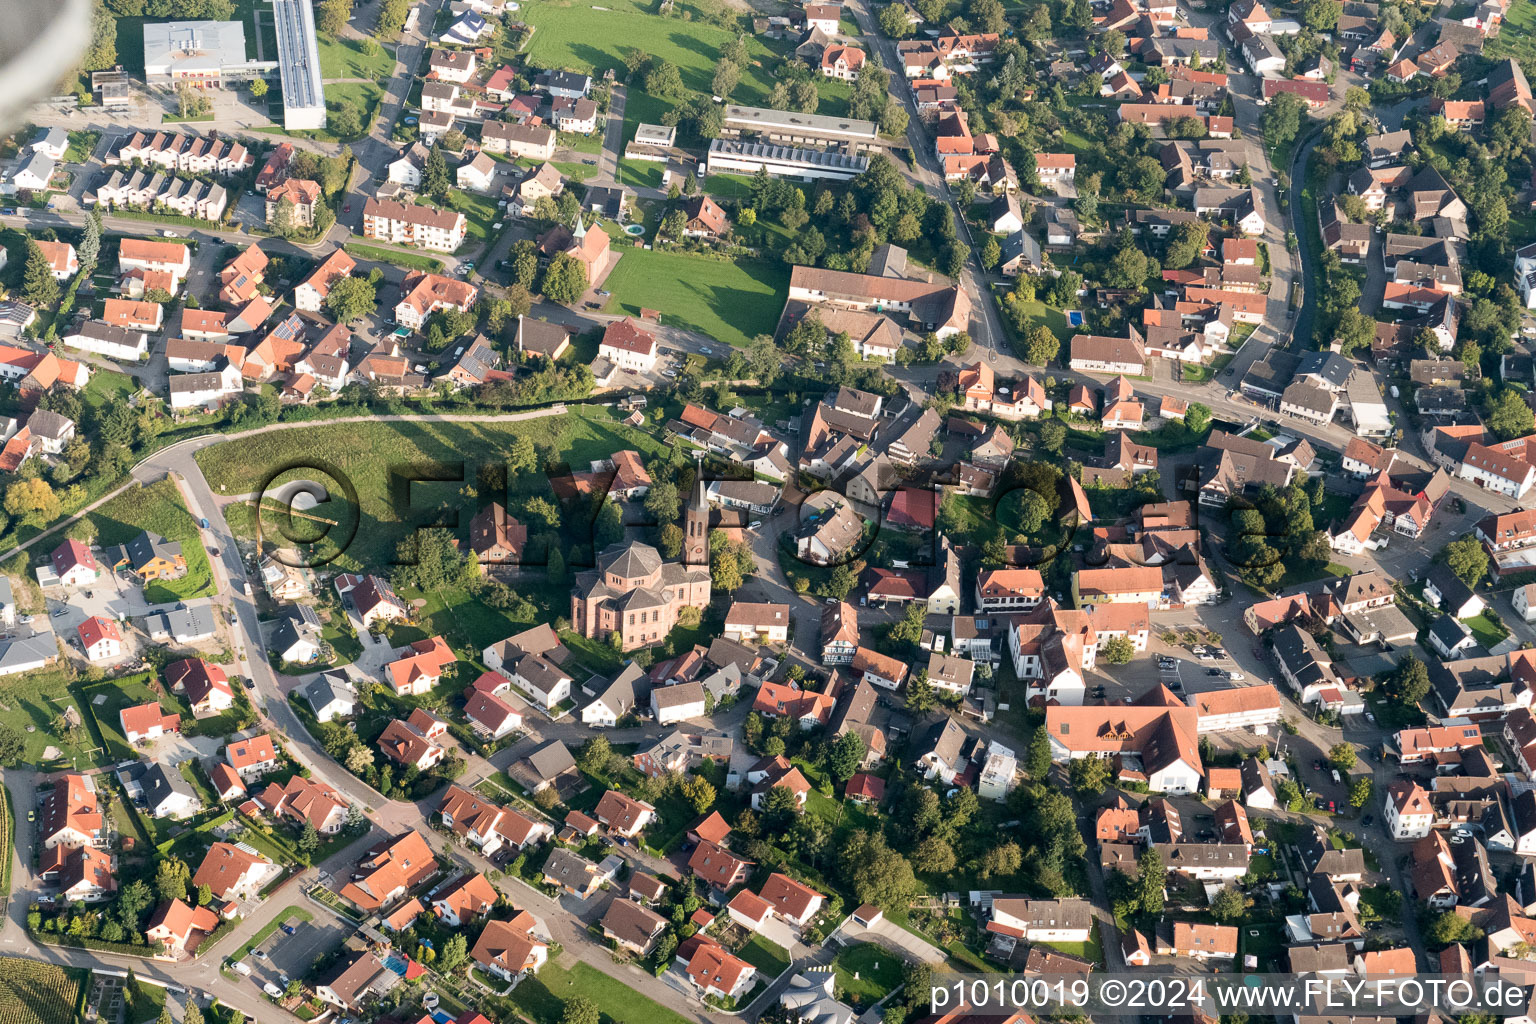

1227,671,1245,681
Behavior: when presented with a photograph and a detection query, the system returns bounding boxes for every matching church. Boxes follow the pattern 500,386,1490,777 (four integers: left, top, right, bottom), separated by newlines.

569,477,712,651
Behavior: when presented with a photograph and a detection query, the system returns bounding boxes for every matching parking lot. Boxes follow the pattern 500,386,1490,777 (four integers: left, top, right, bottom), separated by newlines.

243,911,351,993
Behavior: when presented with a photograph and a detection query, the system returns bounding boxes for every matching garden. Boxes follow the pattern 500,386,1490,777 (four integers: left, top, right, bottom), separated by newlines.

73,477,217,603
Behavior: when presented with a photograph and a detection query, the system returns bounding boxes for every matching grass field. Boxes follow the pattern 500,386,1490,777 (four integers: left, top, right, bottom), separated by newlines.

0,668,102,769
1487,0,1536,68
78,674,163,762
831,943,902,1008
1463,611,1510,648
737,934,791,977
521,0,851,155
316,34,396,80
1003,295,1073,346
77,477,216,603
0,956,87,1024
344,243,445,272
599,246,788,348
508,959,692,1024
193,406,670,571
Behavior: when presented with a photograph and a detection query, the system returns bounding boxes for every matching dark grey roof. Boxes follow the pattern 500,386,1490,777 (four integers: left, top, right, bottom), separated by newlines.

1425,563,1477,611
918,717,967,768
142,761,196,810
304,672,356,710
1430,614,1472,650
1242,349,1301,398
524,739,576,780
1297,351,1354,390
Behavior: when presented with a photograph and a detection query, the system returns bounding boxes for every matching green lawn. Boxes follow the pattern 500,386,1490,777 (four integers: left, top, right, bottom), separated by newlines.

599,245,789,348
315,34,396,80
193,406,670,572
831,943,903,1008
508,959,692,1024
1003,296,1072,347
77,477,217,602
0,667,103,769
1463,611,1509,648
447,188,502,245
617,160,664,190
82,369,139,412
520,0,848,145
78,674,164,762
343,243,445,272
321,80,386,138
737,934,791,977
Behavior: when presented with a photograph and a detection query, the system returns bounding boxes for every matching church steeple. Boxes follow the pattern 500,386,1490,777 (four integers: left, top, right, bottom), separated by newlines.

683,462,709,567
571,209,587,242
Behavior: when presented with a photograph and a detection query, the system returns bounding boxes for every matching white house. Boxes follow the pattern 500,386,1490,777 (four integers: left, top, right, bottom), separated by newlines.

1384,780,1434,840
597,320,658,374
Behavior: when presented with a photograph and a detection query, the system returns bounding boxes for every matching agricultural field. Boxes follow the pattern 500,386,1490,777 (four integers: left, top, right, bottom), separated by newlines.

74,477,217,603
0,957,87,1024
599,245,789,349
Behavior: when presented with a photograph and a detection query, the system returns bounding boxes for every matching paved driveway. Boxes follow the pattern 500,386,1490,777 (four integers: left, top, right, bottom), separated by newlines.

247,910,351,990
832,918,944,964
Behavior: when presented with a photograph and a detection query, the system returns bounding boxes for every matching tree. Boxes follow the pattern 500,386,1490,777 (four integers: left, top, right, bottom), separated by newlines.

1164,220,1209,270
345,745,375,774
196,883,213,906
155,859,188,902
1485,387,1535,440
85,0,119,70
299,819,321,858
878,1,913,35
542,252,588,305
1026,727,1051,778
1099,635,1135,664
439,933,469,972
1349,776,1373,809
904,672,934,713
1210,885,1246,922
682,774,716,813
1334,308,1376,357
117,880,153,925
317,0,349,33
326,276,377,323
712,60,740,99
1137,849,1166,914
911,835,958,874
1038,420,1066,455
978,840,1023,880
424,146,451,200
1022,323,1059,366
1185,403,1212,435
394,527,475,591
1328,742,1356,771
646,61,685,98
839,829,917,909
1384,655,1431,709
829,732,866,784
1426,909,1482,947
1014,491,1049,535
21,240,59,308
78,209,102,276
1442,535,1489,588
979,236,1001,272
578,734,612,775
250,78,269,98
4,479,60,527
176,81,210,119
711,549,744,592
0,724,21,767
1262,91,1307,150
1069,755,1111,796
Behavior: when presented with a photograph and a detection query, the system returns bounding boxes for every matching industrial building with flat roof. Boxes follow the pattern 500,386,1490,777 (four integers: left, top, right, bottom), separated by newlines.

143,21,272,87
704,140,870,181
271,0,327,130
721,105,879,148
